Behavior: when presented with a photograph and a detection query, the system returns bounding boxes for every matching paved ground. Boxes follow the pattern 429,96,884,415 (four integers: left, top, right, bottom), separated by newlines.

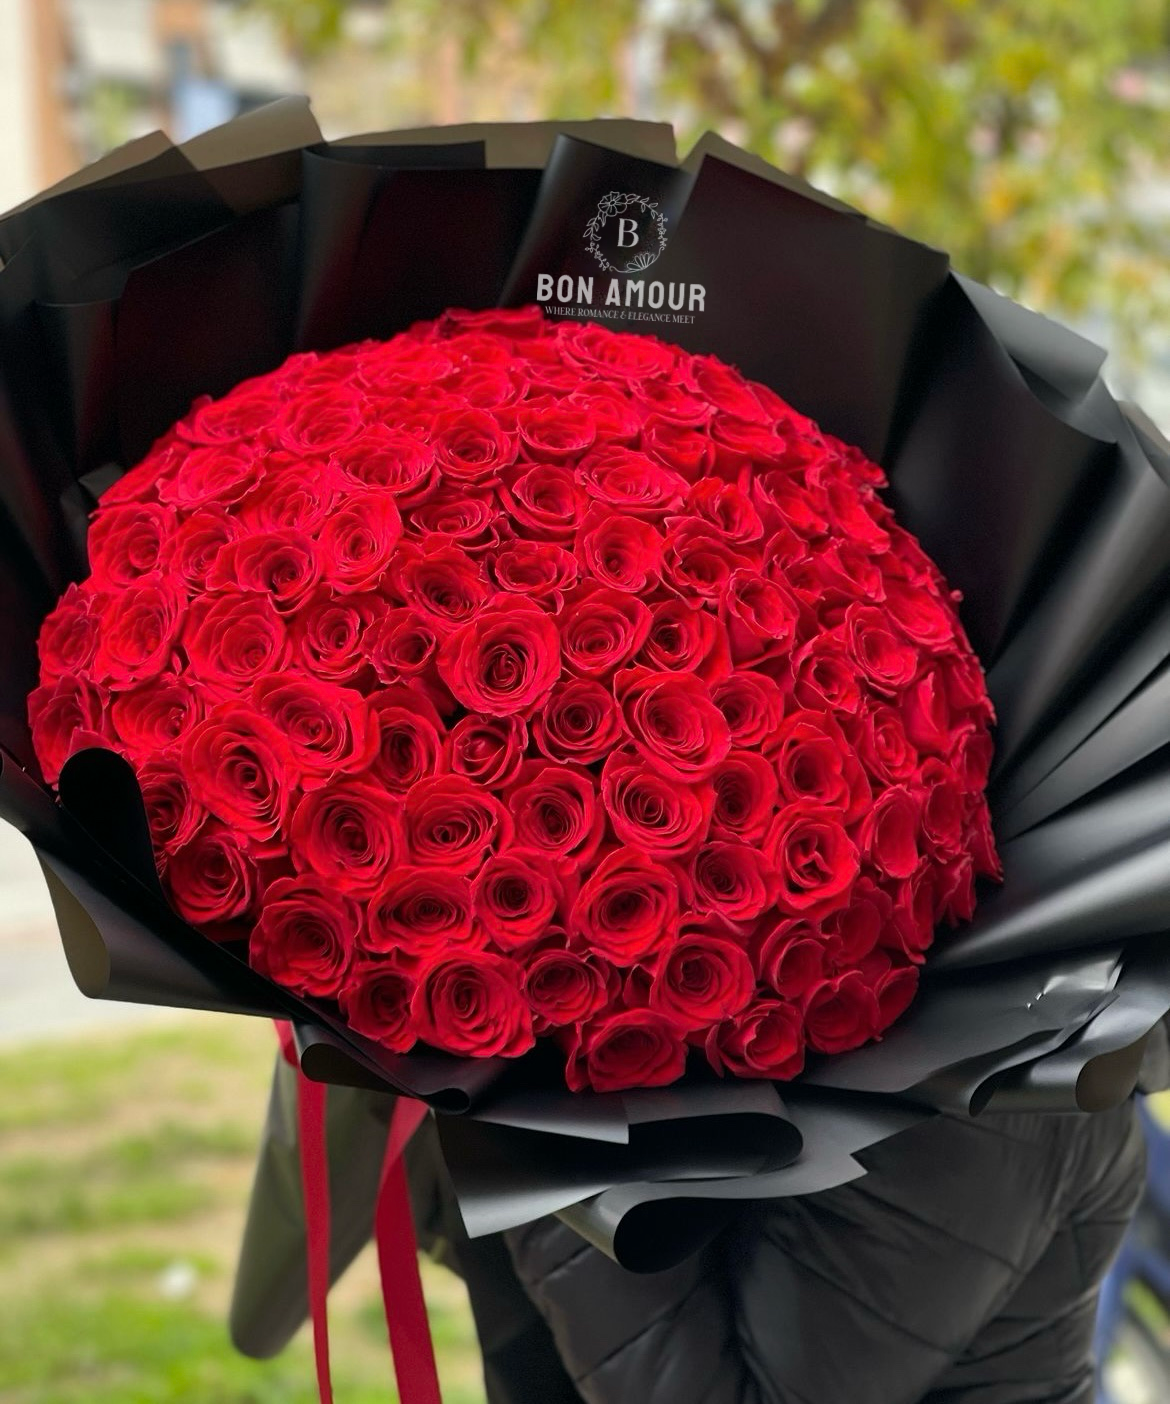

0,818,179,1044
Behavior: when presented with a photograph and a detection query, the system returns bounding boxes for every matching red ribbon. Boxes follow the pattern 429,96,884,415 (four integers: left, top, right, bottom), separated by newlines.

277,1021,442,1404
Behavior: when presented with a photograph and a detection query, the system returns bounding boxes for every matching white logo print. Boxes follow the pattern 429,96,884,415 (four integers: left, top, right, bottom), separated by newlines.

584,192,668,274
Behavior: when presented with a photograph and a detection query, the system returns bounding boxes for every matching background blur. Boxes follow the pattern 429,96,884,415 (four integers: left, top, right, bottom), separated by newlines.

4,1,1170,1400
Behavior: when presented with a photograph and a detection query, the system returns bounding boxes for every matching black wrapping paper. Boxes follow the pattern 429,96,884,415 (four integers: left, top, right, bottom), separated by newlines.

3,105,1170,1293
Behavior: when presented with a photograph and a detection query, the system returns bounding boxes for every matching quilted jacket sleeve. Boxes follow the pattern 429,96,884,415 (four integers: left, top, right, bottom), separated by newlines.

502,1104,1144,1404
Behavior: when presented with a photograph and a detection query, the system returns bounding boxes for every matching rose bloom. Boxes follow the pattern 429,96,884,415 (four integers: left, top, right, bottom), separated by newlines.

412,952,534,1057
364,868,479,963
339,964,417,1053
565,1010,687,1093
438,599,561,717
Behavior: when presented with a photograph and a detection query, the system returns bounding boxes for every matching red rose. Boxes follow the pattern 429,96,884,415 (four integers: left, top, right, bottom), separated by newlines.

289,779,405,896
861,950,920,1027
570,849,680,966
447,713,527,788
111,677,204,761
576,507,663,594
565,1010,687,1093
710,670,787,749
183,705,294,842
93,576,185,686
705,1001,805,1080
138,756,206,857
685,477,764,544
166,822,265,930
804,970,881,1054
517,402,596,458
684,354,769,422
157,444,262,508
319,491,403,592
164,507,239,590
179,387,283,444
507,762,604,862
650,933,754,1030
662,522,753,603
952,724,995,791
365,868,479,963
642,418,713,477
917,761,968,860
567,385,642,443
366,608,441,686
772,711,870,822
408,488,502,550
207,530,323,613
249,875,360,997
821,877,891,966
492,540,579,607
532,677,624,766
722,569,800,663
292,591,387,682
690,840,778,926
756,922,826,1001
238,460,344,534
559,587,651,677
26,675,110,783
500,464,587,540
339,964,417,1053
404,775,511,872
36,583,102,683
333,429,437,505
87,503,175,589
859,786,922,881
634,379,711,427
843,604,920,696
600,752,714,860
792,634,863,714
474,848,564,949
882,578,958,652
525,948,614,1032
578,447,689,517
617,668,731,781
638,597,731,681
275,388,364,454
562,320,678,381
393,542,490,632
252,675,379,788
369,690,445,794
850,704,920,785
710,751,779,843
767,801,860,916
412,952,534,1057
438,599,560,717
184,591,291,691
431,407,519,485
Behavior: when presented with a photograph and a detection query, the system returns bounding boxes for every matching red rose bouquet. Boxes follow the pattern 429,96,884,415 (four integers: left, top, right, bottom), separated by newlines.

5,108,1170,1393
30,309,997,1092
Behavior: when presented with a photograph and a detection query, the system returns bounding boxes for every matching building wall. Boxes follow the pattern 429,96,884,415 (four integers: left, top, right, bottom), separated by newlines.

0,0,36,217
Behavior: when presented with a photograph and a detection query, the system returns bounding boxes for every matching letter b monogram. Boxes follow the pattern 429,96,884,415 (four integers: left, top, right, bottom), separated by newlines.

616,217,639,248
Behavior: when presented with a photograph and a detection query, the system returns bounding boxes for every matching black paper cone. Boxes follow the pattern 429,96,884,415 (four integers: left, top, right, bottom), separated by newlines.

3,106,1170,1291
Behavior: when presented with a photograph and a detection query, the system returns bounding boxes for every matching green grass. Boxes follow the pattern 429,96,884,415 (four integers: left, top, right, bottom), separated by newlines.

0,1015,485,1404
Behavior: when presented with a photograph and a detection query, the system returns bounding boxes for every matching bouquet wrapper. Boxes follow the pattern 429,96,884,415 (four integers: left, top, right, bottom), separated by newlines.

5,97,1170,1353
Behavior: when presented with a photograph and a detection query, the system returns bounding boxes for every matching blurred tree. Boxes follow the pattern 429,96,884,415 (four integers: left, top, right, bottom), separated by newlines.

252,0,1170,355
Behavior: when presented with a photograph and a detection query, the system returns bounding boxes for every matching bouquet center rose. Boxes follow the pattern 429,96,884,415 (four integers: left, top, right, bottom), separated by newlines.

30,306,999,1093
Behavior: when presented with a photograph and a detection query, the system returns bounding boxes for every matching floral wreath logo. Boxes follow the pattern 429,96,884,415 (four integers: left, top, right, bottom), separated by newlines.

584,192,668,274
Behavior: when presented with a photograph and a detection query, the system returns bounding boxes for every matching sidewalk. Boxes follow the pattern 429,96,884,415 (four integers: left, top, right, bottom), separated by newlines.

0,818,180,1045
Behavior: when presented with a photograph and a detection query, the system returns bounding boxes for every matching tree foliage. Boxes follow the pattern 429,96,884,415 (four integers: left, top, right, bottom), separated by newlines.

254,0,1170,354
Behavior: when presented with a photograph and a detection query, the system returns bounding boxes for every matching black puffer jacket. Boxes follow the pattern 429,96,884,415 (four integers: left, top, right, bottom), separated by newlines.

494,1103,1144,1404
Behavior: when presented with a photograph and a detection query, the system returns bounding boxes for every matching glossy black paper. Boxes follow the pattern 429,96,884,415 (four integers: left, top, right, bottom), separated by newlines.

3,102,1170,1289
